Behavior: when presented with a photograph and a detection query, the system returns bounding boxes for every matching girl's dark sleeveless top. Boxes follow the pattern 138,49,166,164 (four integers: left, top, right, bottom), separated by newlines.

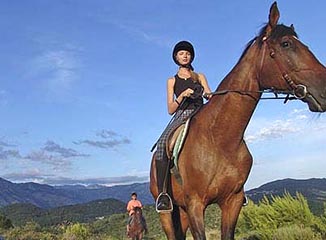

174,74,203,110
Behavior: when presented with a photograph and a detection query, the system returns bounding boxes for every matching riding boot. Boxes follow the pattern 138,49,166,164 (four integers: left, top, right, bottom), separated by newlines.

155,160,173,212
126,224,130,237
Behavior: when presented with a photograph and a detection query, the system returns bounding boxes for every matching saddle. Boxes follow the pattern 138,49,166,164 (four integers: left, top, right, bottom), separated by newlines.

164,119,190,184
166,124,184,159
162,85,204,158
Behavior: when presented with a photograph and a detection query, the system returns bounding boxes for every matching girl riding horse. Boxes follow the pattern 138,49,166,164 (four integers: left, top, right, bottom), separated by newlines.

154,41,212,212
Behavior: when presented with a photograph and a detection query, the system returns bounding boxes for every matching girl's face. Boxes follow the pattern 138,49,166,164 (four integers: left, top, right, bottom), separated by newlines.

176,50,191,66
131,195,137,200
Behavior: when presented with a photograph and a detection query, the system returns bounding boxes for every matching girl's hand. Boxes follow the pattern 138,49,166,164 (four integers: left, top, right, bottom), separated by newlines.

203,92,212,100
181,88,194,98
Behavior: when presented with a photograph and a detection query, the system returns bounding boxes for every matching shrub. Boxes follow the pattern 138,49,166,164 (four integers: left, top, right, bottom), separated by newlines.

236,192,324,240
0,214,13,230
273,225,321,240
4,222,58,240
62,223,90,240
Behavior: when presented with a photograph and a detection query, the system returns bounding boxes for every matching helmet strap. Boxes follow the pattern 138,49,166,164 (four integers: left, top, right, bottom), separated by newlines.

179,64,194,71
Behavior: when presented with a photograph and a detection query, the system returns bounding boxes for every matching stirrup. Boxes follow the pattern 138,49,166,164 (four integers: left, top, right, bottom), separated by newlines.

155,192,173,213
242,195,249,207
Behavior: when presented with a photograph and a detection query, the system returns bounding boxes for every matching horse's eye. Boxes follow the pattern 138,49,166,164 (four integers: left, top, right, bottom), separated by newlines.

281,41,290,48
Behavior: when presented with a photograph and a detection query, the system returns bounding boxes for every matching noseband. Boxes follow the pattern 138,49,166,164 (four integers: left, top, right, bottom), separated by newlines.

261,36,308,100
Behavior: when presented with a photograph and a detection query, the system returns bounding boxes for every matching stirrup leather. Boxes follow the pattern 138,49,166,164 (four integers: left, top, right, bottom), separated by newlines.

155,192,173,213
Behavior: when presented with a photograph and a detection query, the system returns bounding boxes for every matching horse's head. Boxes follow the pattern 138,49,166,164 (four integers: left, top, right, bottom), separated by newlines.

133,206,142,216
258,2,326,112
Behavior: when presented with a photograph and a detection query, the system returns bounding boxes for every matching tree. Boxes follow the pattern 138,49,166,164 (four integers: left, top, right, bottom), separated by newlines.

0,214,13,230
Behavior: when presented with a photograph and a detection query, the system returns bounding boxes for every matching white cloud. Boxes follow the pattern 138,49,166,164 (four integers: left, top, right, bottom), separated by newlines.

31,50,80,92
244,107,326,189
0,147,20,161
42,140,89,158
246,151,326,190
22,140,89,170
43,175,149,186
24,150,72,170
1,169,54,183
74,129,131,150
94,12,173,48
0,90,8,106
245,119,301,143
0,139,16,148
2,171,148,186
244,108,322,144
113,21,172,47
0,139,20,166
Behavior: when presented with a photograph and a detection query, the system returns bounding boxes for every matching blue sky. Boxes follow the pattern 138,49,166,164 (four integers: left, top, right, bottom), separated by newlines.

1,0,326,190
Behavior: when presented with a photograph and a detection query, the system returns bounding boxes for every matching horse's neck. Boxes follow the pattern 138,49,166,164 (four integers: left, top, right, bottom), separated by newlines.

133,215,141,222
204,43,262,145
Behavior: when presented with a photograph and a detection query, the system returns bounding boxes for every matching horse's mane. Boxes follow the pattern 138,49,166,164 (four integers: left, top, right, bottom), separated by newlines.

238,24,298,63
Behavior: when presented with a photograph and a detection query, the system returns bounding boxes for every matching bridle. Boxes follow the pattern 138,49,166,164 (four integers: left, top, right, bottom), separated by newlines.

207,34,309,102
260,35,308,100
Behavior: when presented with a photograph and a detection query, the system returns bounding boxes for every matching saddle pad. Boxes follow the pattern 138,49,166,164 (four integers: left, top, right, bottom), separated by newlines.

172,118,190,171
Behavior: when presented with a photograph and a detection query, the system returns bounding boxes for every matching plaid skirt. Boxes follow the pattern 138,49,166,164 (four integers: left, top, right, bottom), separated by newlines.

156,109,195,162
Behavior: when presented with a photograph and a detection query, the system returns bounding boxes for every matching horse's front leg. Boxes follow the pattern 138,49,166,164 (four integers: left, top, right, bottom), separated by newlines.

186,199,206,240
159,212,177,240
219,190,244,240
177,206,189,239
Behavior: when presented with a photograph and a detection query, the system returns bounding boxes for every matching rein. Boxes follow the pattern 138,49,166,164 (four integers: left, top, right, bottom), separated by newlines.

205,87,297,103
205,34,310,103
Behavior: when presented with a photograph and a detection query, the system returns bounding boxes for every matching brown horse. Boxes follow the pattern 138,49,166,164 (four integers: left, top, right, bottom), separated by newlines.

128,207,147,240
150,2,326,240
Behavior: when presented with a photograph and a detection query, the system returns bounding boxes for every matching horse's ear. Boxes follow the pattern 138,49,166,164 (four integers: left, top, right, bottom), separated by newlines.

265,2,280,36
269,2,280,27
290,24,295,31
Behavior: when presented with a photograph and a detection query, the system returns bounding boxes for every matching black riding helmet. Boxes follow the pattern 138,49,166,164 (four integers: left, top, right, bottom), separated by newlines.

131,192,137,197
172,41,195,70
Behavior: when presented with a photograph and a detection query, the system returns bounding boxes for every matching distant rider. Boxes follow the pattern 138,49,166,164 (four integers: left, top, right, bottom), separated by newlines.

126,192,147,236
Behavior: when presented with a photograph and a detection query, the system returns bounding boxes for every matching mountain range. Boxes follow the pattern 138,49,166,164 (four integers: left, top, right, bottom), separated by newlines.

0,178,152,208
0,177,325,213
0,198,126,226
246,178,326,214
